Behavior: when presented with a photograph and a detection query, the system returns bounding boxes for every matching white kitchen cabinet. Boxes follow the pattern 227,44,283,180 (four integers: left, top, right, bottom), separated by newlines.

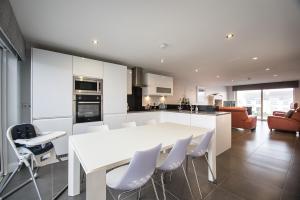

127,69,132,95
73,56,103,78
161,112,190,125
126,112,160,125
103,114,127,129
33,117,73,156
32,48,73,119
191,114,216,129
143,73,173,96
103,62,127,114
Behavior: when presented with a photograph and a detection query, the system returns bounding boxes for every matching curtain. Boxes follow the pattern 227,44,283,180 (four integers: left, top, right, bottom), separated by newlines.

0,47,20,176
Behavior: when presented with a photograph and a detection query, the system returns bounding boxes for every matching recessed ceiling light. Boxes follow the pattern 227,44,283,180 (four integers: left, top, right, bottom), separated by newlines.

92,40,99,45
273,74,278,77
225,33,234,39
195,69,199,72
231,80,234,82
265,68,270,71
216,75,220,78
160,58,164,63
252,57,258,60
160,43,168,49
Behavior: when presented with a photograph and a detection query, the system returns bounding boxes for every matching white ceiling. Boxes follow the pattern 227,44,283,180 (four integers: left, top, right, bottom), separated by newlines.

9,0,300,86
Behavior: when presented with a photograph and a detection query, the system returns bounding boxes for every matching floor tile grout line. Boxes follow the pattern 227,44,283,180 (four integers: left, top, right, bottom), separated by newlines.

279,136,297,200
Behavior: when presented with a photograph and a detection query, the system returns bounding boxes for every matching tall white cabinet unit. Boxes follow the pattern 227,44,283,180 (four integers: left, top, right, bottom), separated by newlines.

31,48,73,156
103,62,127,129
73,56,103,78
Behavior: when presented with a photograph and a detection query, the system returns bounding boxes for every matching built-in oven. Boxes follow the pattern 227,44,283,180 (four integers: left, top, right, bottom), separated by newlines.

73,76,103,123
74,94,102,123
74,76,102,95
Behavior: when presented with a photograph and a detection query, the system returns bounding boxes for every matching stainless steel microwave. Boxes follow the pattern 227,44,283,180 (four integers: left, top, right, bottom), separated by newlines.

74,76,102,95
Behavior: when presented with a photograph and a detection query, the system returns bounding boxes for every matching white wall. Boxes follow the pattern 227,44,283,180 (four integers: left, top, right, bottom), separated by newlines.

166,78,227,105
294,85,300,103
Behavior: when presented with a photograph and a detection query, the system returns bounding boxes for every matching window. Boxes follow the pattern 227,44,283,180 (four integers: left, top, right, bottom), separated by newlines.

237,88,294,120
237,90,262,119
262,88,294,120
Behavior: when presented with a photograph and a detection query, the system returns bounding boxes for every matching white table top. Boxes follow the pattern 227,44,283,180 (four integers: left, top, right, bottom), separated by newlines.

15,131,66,147
69,122,208,174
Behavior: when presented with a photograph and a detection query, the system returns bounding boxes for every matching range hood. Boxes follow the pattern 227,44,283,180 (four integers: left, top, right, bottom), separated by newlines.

132,67,145,87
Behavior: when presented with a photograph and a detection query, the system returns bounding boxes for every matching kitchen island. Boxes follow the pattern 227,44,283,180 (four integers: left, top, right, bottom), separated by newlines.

127,110,231,156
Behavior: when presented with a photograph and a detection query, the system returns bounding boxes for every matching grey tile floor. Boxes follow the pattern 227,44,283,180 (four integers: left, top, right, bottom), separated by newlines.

1,121,300,200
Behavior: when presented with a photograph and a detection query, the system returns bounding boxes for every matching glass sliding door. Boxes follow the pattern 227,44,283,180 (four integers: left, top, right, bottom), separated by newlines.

236,90,262,119
236,88,294,120
262,88,294,120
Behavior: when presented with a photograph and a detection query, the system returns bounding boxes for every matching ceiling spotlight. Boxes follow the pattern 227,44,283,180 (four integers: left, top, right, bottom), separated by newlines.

252,57,258,60
265,68,270,71
216,75,220,78
195,69,199,72
160,58,164,63
231,80,234,82
225,33,234,39
160,43,168,49
273,74,278,77
92,40,99,45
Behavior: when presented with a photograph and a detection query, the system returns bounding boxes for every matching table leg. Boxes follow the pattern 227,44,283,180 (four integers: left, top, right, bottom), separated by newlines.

208,130,217,182
86,168,106,200
68,142,80,196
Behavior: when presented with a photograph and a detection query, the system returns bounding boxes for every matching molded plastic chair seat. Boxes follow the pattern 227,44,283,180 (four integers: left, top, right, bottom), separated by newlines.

87,124,109,133
121,121,137,128
106,144,161,200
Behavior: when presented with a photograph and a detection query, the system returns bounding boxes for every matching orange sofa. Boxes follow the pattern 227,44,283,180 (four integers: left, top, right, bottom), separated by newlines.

219,107,257,130
267,108,300,133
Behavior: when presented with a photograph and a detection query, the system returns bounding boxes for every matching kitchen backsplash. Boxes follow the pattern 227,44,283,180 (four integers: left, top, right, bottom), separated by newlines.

142,96,167,106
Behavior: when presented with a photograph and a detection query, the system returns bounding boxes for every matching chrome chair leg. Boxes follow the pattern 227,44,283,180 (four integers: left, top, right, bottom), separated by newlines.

117,188,136,200
191,159,203,199
181,165,195,200
204,153,216,183
151,178,160,200
137,187,141,200
160,173,167,200
27,164,42,200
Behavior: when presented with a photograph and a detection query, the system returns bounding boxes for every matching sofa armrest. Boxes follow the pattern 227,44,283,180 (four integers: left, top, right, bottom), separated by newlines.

267,116,300,131
273,111,286,117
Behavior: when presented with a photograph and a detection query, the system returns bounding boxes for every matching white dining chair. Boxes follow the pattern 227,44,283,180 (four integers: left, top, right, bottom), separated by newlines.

121,121,137,128
186,129,215,199
156,135,194,200
86,124,109,133
106,144,162,200
146,119,157,125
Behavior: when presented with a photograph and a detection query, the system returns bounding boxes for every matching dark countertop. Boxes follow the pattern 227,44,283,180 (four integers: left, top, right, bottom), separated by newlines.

127,109,230,116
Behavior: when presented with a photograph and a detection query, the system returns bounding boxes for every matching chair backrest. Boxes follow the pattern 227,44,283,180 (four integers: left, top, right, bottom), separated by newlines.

7,124,37,159
117,144,162,190
87,124,109,133
190,129,214,157
122,121,137,128
146,119,157,125
159,135,192,171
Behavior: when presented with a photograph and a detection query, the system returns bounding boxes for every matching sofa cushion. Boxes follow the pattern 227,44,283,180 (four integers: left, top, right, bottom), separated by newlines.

291,111,300,122
285,110,294,118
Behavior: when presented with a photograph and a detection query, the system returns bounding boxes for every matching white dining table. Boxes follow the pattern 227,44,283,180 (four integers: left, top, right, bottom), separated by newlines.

68,122,216,200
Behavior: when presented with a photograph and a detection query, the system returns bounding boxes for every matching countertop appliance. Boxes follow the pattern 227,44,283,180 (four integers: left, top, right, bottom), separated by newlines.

74,76,102,95
73,76,103,123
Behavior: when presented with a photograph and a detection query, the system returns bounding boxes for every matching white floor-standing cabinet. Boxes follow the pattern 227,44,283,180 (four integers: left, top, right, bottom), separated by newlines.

103,62,127,129
31,48,73,156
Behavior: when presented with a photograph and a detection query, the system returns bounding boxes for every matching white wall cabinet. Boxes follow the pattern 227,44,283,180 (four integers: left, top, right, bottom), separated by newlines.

103,114,127,129
33,118,72,156
73,56,103,78
143,73,173,96
127,69,132,95
103,62,127,114
32,48,72,119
